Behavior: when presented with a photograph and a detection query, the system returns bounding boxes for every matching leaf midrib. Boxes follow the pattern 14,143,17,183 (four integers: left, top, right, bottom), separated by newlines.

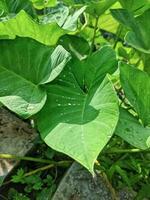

0,65,39,89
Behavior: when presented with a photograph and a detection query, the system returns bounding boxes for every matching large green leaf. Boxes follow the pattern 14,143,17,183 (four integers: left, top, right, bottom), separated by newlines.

36,46,119,173
0,10,67,45
120,62,150,126
116,108,150,150
111,9,150,54
70,45,117,89
0,37,70,118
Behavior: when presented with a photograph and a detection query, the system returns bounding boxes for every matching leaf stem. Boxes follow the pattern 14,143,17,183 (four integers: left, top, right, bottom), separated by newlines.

89,16,99,55
105,148,150,154
0,153,71,165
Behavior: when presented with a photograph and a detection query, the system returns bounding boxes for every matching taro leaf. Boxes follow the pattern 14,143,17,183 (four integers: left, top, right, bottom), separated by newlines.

111,9,150,54
116,108,150,150
59,35,90,59
70,45,118,90
40,4,69,26
62,6,86,31
120,62,150,126
36,46,119,173
0,37,70,118
0,10,67,45
0,8,85,43
40,5,86,31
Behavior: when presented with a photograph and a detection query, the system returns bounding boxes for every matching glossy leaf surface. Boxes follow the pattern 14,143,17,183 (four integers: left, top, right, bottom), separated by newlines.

36,46,119,173
0,37,70,118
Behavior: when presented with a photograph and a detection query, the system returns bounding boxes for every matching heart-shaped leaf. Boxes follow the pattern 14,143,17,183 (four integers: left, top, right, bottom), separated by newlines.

0,37,70,118
36,46,119,173
120,62,150,126
116,108,150,150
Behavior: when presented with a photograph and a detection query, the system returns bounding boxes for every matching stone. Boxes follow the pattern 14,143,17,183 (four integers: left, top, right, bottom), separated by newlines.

52,162,116,200
0,108,37,184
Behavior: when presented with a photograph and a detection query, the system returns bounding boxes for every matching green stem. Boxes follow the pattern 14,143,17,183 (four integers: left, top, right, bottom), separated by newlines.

0,153,70,165
105,148,150,154
89,16,99,55
113,24,122,49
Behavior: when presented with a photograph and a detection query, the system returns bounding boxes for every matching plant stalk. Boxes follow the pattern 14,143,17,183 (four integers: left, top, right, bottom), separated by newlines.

0,153,72,166
89,16,99,55
105,148,150,154
0,153,54,164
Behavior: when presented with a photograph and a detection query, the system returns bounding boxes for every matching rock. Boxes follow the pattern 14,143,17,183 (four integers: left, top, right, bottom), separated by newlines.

52,162,117,200
118,188,137,200
0,108,37,184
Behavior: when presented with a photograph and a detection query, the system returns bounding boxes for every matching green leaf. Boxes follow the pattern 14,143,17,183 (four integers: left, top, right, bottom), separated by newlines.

40,5,86,31
111,9,150,54
116,108,150,150
0,37,70,118
61,6,86,31
120,62,150,126
59,35,90,59
71,45,118,89
36,46,119,173
0,10,67,45
86,0,117,17
63,0,117,17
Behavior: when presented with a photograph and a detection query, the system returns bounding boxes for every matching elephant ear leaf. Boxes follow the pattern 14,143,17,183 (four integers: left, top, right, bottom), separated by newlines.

36,46,119,173
120,62,150,126
0,37,70,118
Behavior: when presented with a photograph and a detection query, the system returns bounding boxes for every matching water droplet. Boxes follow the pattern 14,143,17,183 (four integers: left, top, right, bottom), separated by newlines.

68,103,71,106
58,104,61,106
